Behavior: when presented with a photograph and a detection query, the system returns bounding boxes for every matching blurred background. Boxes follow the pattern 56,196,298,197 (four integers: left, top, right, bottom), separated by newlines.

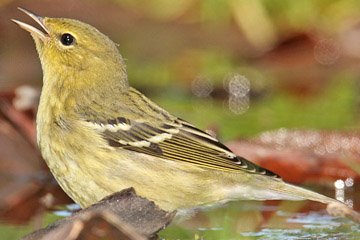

1,0,360,239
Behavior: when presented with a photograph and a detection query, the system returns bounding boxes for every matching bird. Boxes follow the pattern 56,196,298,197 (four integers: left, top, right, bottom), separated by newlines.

12,7,343,214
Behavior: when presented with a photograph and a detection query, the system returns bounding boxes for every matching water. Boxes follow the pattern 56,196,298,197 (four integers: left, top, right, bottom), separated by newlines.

160,185,360,239
1,184,359,239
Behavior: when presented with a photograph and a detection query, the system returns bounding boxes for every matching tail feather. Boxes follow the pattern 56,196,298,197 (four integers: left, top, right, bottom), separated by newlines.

224,175,342,206
226,174,341,204
263,177,340,205
249,176,340,204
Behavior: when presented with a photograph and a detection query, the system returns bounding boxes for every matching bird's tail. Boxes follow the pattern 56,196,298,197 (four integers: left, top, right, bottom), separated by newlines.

243,177,360,222
259,176,340,205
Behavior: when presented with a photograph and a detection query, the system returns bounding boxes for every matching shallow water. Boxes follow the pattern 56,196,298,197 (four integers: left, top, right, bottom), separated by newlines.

159,185,360,239
241,211,358,239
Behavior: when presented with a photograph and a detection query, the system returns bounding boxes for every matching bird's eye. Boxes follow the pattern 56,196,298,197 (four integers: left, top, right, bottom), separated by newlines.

60,33,76,46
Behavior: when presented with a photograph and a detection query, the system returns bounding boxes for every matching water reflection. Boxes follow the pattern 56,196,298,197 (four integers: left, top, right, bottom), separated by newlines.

242,210,357,239
53,203,80,217
160,182,360,239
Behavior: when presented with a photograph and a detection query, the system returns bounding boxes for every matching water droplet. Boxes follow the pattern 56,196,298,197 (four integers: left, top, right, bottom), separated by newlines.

335,188,345,202
334,179,345,189
345,178,354,187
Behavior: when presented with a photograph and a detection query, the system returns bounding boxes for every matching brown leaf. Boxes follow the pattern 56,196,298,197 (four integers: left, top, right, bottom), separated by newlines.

227,129,360,184
0,98,37,146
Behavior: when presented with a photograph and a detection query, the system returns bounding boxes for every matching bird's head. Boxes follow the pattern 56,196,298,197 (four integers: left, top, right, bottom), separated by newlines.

12,8,127,90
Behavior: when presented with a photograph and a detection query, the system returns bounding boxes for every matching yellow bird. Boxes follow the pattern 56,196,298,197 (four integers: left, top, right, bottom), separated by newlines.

13,8,342,213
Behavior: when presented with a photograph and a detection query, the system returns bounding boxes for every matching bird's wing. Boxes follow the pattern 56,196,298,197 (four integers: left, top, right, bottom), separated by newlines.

78,88,280,178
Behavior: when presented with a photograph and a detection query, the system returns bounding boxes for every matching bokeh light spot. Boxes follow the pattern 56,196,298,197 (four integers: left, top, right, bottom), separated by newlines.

313,38,340,65
191,75,213,98
223,73,251,115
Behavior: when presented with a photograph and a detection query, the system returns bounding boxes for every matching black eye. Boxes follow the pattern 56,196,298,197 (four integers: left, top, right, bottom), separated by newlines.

60,33,75,46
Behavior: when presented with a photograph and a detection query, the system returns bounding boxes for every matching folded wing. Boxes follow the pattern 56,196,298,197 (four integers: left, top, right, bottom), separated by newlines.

81,106,280,178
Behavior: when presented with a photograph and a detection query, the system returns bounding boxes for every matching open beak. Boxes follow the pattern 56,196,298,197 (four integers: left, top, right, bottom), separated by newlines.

11,7,50,41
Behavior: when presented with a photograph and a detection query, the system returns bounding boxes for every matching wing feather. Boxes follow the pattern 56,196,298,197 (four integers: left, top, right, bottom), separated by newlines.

78,87,279,178
83,115,279,178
